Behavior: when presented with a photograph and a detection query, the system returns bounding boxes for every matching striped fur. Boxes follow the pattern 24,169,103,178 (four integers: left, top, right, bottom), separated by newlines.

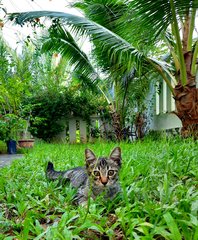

46,147,122,205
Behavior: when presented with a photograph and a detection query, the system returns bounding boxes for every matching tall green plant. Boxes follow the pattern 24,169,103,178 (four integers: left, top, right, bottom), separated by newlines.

0,38,32,114
30,19,134,140
0,39,34,141
37,2,151,139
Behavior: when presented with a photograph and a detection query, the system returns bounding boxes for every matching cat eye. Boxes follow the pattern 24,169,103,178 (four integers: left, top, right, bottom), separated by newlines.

93,170,100,177
108,170,115,176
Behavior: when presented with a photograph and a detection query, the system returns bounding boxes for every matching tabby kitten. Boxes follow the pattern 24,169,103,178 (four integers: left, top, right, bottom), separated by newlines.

46,147,122,205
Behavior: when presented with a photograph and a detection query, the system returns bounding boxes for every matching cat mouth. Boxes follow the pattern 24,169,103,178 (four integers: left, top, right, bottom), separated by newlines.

101,183,108,187
96,182,108,187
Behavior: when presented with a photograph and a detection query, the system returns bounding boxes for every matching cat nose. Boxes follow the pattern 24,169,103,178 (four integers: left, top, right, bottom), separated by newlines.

101,176,108,185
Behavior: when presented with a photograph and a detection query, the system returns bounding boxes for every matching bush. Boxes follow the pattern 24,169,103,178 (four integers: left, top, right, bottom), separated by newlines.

0,114,26,141
25,88,108,142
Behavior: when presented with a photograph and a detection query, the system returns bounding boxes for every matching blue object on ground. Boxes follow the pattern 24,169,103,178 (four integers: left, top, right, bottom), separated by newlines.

7,140,17,154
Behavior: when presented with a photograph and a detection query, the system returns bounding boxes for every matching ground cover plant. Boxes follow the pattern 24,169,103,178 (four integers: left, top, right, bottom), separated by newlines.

0,138,197,239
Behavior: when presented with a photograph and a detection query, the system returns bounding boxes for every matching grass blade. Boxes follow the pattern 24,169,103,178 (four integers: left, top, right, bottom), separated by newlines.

163,212,182,240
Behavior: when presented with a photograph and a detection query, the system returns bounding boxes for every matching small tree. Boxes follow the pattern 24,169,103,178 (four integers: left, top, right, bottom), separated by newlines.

0,38,32,141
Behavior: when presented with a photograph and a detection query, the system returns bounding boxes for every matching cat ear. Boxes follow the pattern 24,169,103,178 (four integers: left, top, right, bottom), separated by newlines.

109,147,121,166
85,149,96,165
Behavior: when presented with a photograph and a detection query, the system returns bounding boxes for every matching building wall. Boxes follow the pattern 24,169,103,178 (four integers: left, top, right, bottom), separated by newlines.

150,80,182,130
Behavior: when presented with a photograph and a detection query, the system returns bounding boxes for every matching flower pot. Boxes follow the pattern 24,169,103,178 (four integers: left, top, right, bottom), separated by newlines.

7,140,17,154
18,139,35,148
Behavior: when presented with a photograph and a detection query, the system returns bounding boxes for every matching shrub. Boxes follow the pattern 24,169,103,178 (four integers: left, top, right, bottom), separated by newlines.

25,88,108,141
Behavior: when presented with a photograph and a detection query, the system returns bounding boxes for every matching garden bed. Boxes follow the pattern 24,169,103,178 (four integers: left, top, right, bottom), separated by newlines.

0,138,197,239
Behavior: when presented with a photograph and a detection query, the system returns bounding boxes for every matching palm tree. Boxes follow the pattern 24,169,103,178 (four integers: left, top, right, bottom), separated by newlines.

9,0,198,137
28,14,142,141
73,0,151,140
42,23,132,141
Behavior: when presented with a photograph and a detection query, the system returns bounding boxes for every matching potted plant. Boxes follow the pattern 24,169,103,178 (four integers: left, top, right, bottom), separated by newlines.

18,117,35,148
17,105,35,148
0,114,26,153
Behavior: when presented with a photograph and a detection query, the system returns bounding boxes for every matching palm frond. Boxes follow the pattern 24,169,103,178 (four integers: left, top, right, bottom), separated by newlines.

127,0,198,40
73,0,128,32
9,9,179,89
10,10,144,70
41,23,97,82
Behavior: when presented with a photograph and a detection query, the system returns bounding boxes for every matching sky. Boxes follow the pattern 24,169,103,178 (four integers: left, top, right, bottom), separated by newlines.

0,0,83,50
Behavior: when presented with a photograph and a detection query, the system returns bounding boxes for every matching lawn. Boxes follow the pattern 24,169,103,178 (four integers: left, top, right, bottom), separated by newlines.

0,137,197,239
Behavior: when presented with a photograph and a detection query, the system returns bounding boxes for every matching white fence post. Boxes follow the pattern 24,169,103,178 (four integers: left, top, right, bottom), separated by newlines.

54,115,109,143
79,120,87,143
69,118,76,143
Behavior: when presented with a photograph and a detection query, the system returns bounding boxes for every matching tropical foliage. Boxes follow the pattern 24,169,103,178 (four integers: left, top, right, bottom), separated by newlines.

0,38,32,141
9,0,198,137
0,36,108,142
0,38,31,115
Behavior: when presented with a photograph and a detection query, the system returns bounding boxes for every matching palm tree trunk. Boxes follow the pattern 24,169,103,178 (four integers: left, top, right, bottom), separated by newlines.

174,51,198,138
174,82,198,138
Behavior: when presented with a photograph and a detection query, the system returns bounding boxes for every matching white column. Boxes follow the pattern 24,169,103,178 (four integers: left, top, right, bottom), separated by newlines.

163,81,167,113
156,82,160,115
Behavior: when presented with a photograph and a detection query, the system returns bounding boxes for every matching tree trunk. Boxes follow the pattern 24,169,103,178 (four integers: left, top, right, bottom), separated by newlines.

171,12,198,139
134,112,145,140
109,105,123,141
174,66,198,139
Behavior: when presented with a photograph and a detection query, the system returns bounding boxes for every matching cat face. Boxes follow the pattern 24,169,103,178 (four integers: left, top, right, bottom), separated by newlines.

85,147,121,187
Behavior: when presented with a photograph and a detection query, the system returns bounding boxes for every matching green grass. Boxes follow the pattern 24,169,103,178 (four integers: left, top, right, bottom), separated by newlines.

0,138,197,239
